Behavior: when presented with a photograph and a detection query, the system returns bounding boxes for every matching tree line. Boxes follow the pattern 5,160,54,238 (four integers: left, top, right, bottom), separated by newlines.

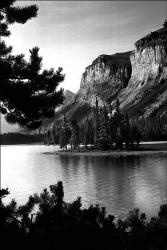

0,133,42,145
43,96,167,150
43,98,141,150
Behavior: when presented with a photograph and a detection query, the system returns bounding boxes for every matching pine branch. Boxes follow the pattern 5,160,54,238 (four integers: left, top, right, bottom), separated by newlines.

0,23,10,36
0,41,12,56
0,0,15,10
6,5,38,24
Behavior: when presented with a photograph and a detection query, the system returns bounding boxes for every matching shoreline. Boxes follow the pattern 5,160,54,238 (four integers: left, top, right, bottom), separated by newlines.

46,149,167,157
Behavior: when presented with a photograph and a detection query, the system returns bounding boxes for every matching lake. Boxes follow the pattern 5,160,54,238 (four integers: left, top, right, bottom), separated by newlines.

2,144,167,218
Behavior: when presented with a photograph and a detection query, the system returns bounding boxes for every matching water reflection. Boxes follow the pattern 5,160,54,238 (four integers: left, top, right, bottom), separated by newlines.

2,145,167,218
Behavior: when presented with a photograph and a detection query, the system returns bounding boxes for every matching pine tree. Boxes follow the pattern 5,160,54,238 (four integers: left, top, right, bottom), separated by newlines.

59,115,71,150
130,126,140,149
115,98,122,120
115,126,123,149
120,113,130,149
70,120,80,150
108,113,115,148
97,107,110,150
163,19,167,29
83,117,89,149
88,119,94,146
94,97,100,148
113,98,123,149
0,1,65,130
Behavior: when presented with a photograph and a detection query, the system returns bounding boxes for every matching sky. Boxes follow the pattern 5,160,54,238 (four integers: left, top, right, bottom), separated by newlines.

5,1,167,94
2,1,167,133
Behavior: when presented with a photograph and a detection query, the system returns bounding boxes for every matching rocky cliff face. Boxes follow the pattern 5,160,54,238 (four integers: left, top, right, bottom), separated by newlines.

42,26,167,132
76,52,132,106
120,43,167,120
76,27,167,123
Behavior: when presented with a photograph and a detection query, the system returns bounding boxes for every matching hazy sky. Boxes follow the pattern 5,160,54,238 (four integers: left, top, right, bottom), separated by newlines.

6,1,167,93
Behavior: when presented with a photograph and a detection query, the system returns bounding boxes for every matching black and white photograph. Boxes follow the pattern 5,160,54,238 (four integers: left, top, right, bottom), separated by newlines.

1,1,167,249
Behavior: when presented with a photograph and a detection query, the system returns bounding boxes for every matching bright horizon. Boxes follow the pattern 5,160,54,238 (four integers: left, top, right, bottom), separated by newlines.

5,1,167,94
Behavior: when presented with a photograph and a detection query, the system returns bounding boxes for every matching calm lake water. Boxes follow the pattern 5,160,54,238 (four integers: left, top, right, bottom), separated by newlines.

2,145,167,218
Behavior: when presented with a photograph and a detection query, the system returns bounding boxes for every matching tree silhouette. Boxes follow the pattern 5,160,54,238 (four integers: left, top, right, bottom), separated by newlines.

2,182,167,250
94,97,100,148
120,113,130,149
0,0,65,130
163,19,167,29
97,107,110,150
59,115,71,150
70,120,80,150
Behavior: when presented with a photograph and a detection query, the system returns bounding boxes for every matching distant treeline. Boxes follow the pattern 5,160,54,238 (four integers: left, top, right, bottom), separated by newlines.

43,98,167,151
0,133,43,145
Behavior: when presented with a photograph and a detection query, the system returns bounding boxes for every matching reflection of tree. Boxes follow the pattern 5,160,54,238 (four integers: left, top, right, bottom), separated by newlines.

86,156,140,215
58,155,80,178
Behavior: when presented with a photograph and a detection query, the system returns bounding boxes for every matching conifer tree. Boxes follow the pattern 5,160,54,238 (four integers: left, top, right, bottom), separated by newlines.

59,115,71,150
115,126,123,149
115,98,122,121
113,98,123,148
97,107,110,150
120,113,130,149
130,125,140,149
88,119,94,146
108,113,115,148
0,0,65,130
70,120,80,150
94,97,100,148
163,19,167,29
83,117,89,149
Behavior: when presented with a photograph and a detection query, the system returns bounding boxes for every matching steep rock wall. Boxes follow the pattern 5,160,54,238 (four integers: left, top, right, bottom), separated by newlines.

41,27,167,132
76,52,132,106
120,44,167,119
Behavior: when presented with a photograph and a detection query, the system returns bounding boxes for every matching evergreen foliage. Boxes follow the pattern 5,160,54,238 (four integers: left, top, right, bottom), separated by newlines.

2,182,167,250
92,98,140,150
44,96,166,150
94,97,100,146
163,19,167,29
0,132,42,145
120,113,130,149
59,115,71,150
46,97,142,150
0,0,65,130
96,106,110,150
131,116,167,141
70,119,80,150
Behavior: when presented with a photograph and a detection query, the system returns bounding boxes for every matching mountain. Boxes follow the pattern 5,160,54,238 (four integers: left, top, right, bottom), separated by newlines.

41,52,132,131
10,25,166,136
75,52,132,106
55,90,75,112
41,25,167,134
74,27,167,123
119,28,167,121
